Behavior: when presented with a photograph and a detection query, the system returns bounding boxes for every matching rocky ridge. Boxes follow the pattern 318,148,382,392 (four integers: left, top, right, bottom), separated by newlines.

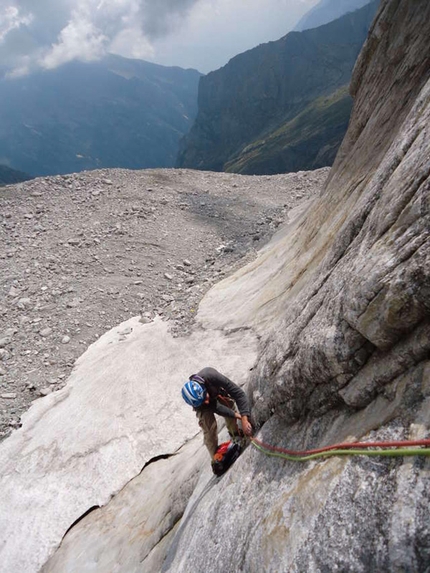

294,0,372,31
0,54,202,177
177,1,378,174
0,165,33,186
0,167,328,440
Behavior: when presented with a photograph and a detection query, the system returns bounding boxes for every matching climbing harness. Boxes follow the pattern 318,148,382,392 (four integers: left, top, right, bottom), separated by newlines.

251,437,430,462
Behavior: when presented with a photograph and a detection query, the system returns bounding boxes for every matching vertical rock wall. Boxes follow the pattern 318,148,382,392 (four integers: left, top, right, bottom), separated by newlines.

249,0,430,426
163,1,430,570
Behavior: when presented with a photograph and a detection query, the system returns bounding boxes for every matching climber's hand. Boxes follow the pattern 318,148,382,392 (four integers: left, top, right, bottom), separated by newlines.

241,416,253,436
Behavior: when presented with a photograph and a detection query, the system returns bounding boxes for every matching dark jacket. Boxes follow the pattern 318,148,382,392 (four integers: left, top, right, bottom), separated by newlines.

191,367,251,419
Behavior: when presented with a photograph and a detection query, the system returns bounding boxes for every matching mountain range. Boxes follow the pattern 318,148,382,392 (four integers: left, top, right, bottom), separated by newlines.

177,0,379,175
0,55,201,177
294,0,373,31
0,165,33,186
0,1,378,179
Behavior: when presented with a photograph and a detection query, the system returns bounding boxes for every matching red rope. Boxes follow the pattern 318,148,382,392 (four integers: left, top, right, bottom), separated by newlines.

251,437,430,456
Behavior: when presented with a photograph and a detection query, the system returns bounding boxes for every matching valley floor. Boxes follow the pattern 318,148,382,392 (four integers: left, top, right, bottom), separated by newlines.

0,166,329,439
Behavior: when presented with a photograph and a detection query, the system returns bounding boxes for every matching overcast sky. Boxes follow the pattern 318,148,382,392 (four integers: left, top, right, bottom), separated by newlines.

0,0,318,76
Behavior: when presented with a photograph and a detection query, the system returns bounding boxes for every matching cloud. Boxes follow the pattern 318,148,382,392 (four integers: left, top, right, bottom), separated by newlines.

0,0,202,73
41,5,108,69
109,25,154,61
139,0,200,38
0,5,32,41
0,0,317,75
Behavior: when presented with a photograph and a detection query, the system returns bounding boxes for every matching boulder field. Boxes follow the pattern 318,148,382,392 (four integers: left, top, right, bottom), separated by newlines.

0,0,429,571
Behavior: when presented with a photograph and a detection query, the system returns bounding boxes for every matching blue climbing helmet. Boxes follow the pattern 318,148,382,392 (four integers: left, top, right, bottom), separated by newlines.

182,380,206,407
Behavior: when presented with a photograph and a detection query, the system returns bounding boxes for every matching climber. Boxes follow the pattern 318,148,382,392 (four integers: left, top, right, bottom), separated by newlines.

181,366,253,457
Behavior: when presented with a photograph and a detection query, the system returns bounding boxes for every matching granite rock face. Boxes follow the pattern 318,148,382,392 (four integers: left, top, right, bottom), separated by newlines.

163,1,430,571
41,436,208,573
1,1,429,571
248,0,430,426
0,318,258,573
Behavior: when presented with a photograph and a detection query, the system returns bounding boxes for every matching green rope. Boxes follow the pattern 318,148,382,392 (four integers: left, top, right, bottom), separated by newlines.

251,440,430,462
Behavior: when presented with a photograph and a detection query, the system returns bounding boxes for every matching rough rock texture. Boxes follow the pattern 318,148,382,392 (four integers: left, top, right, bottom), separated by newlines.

0,167,327,441
1,1,429,572
160,1,430,571
41,435,209,573
198,0,430,424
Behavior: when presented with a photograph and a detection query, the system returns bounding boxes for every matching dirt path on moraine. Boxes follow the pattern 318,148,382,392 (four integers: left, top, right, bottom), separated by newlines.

0,166,329,440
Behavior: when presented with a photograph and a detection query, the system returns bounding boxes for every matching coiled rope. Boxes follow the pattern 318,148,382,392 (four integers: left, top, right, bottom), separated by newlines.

251,437,430,462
